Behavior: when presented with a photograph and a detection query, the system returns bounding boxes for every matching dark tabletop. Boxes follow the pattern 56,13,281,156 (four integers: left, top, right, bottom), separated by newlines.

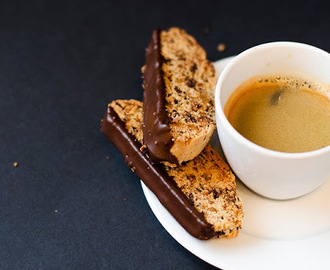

0,0,329,269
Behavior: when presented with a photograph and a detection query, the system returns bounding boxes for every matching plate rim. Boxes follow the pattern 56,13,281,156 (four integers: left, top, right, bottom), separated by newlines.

140,56,330,270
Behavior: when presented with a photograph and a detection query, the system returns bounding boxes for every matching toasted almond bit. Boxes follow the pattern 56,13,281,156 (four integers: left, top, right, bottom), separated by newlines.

13,162,18,167
217,43,226,52
140,145,147,152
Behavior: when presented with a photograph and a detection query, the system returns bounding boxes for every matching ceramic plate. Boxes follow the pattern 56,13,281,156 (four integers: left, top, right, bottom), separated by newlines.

141,57,330,270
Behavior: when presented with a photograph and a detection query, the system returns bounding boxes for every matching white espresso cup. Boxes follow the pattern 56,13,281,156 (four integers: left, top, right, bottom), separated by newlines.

215,42,330,200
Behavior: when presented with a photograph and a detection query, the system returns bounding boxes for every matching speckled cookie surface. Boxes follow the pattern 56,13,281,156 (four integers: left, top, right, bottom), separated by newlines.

161,28,216,163
109,99,243,238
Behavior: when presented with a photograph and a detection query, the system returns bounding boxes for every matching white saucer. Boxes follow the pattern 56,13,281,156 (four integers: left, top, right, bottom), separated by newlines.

141,57,330,270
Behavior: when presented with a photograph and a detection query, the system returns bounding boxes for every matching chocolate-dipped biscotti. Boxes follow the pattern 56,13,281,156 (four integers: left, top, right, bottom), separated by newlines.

143,28,216,164
101,100,243,240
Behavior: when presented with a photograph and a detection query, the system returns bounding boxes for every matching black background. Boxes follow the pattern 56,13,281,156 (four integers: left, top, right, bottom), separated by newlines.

0,0,329,269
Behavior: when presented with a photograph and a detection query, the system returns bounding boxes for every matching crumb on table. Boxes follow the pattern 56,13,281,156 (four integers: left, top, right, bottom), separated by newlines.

217,43,226,52
203,27,211,35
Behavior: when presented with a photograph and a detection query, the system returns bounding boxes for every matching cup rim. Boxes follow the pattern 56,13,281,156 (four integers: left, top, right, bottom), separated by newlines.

215,41,330,160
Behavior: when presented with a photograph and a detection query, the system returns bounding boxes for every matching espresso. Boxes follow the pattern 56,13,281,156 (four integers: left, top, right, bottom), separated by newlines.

224,75,330,153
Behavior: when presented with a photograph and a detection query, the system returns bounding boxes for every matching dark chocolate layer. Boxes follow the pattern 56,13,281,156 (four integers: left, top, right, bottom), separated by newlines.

142,29,178,164
101,106,220,240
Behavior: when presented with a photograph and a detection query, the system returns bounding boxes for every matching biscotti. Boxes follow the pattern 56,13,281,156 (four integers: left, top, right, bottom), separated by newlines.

143,27,217,164
101,99,243,239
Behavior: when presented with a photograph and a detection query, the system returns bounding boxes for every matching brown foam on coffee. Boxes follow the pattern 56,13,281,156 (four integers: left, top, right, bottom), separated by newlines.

256,73,330,97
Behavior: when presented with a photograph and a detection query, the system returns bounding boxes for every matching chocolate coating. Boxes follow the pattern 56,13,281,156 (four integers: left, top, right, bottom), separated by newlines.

101,106,220,240
143,29,178,164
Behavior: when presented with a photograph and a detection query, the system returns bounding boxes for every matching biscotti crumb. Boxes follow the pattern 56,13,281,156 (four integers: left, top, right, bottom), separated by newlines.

13,162,18,167
203,26,211,35
217,43,226,52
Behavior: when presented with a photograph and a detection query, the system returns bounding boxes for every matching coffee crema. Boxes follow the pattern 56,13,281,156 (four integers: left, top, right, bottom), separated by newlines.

224,74,330,153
